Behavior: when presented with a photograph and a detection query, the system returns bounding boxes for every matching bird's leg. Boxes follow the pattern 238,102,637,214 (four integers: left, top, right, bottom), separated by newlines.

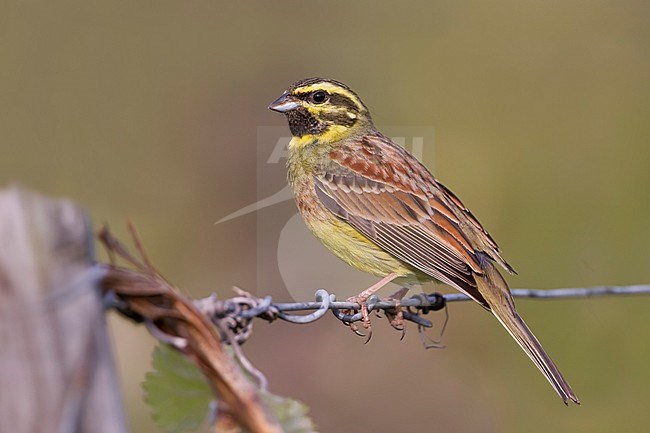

347,272,398,331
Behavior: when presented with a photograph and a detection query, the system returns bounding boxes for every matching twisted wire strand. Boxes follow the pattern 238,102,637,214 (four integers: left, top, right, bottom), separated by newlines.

195,284,650,340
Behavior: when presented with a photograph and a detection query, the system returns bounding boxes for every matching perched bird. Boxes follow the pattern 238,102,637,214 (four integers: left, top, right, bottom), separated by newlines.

268,77,579,405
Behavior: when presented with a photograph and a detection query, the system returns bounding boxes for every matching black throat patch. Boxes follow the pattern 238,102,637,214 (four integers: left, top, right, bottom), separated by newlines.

286,107,326,137
285,106,359,137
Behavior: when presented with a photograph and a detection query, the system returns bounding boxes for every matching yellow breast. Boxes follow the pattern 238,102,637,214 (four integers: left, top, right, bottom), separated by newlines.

303,200,416,279
287,136,420,281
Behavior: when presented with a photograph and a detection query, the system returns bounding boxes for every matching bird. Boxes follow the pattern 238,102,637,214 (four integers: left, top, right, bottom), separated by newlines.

268,77,579,405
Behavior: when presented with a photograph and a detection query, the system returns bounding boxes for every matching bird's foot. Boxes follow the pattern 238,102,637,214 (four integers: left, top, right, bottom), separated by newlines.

345,293,374,342
381,287,409,338
344,273,399,342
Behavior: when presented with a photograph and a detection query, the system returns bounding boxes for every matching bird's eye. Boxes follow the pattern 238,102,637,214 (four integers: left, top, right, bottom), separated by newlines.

310,91,328,104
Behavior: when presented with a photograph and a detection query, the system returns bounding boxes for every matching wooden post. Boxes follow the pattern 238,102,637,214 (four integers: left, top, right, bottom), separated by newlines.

0,186,129,433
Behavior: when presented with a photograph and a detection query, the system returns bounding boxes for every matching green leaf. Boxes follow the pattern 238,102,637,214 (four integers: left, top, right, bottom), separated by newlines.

258,391,318,433
143,345,213,433
143,344,318,433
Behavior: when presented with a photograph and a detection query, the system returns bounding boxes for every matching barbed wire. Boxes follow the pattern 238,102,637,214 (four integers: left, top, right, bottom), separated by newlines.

97,223,650,427
99,223,650,345
194,284,650,344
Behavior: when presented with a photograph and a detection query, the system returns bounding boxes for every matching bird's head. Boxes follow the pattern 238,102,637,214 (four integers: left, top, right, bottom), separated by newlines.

268,78,373,141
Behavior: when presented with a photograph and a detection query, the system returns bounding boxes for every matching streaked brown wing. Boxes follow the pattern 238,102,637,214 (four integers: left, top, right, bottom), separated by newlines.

316,133,515,307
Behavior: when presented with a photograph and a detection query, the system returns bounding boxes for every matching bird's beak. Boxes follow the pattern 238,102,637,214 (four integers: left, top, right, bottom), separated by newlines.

268,92,300,113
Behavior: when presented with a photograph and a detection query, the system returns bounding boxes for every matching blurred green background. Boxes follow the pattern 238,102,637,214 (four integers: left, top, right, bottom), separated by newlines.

2,1,650,432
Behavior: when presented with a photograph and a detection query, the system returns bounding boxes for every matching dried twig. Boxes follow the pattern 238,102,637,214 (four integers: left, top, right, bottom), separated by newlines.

98,227,282,433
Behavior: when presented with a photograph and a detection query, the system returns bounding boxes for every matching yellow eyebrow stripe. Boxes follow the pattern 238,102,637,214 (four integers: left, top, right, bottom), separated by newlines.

294,82,364,111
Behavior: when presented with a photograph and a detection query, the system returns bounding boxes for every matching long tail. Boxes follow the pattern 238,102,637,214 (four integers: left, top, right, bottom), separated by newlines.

475,265,580,405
